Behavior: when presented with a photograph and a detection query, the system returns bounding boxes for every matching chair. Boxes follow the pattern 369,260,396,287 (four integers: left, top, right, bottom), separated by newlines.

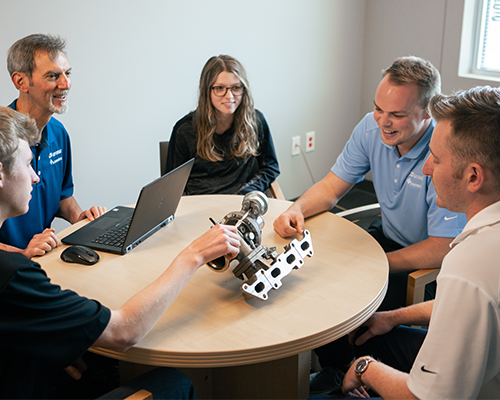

336,203,439,306
159,140,285,200
159,141,169,176
266,180,285,200
124,389,153,400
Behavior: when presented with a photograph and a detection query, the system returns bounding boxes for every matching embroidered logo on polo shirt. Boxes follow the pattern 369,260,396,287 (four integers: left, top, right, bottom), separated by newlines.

406,171,424,188
421,365,437,374
49,149,63,165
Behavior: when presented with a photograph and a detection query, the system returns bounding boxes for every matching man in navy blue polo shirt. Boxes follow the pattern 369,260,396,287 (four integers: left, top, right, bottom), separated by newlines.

0,34,106,258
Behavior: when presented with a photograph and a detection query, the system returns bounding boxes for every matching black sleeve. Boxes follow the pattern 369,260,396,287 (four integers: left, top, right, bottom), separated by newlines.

0,253,111,368
166,113,198,174
237,110,280,194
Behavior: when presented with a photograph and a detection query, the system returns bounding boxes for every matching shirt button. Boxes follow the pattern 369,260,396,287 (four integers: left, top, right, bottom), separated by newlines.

397,164,400,168
394,179,398,183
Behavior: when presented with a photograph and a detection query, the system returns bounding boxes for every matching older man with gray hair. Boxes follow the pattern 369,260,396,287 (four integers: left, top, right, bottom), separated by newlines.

0,33,105,258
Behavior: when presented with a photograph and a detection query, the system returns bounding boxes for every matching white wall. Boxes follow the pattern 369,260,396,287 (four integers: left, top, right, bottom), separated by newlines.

361,0,499,117
360,0,447,115
0,0,366,232
2,0,495,233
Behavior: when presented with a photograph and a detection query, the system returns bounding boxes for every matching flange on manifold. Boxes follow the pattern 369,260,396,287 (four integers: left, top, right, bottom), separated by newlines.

207,191,314,300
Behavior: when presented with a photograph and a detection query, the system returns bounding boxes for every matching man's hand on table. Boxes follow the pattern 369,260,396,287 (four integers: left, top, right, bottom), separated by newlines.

273,208,305,238
23,228,60,258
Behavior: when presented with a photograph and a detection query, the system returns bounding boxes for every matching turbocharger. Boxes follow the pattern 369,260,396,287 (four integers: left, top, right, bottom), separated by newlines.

207,191,314,300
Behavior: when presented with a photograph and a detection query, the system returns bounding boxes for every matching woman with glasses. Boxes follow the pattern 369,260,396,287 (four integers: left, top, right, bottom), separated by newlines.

165,55,280,195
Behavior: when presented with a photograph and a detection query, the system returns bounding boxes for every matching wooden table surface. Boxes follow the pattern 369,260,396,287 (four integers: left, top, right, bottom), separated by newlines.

38,194,388,398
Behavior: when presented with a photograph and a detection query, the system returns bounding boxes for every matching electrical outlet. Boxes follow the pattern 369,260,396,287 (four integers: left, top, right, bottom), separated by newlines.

291,136,300,156
306,131,315,152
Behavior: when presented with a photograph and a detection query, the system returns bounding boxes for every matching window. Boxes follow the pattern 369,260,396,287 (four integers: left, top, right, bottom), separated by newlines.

459,0,500,81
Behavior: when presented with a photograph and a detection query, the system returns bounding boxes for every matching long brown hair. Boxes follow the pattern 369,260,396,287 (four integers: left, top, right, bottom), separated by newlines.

195,55,259,162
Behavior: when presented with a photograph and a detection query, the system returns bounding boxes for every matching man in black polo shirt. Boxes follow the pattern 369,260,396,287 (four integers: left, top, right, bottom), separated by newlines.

0,106,240,399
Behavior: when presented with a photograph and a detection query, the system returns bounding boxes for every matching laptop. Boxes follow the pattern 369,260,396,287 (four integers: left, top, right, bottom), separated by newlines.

62,158,194,255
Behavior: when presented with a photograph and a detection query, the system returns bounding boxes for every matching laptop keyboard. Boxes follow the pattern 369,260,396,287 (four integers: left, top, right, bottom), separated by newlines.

92,218,131,248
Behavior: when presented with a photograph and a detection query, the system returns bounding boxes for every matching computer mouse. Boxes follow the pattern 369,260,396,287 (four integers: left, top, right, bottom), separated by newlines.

60,245,100,265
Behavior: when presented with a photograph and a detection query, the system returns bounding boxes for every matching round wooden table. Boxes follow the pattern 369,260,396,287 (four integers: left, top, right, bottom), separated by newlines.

39,195,388,399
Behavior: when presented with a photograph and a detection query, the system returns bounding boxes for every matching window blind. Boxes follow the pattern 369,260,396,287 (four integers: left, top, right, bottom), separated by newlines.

478,0,500,72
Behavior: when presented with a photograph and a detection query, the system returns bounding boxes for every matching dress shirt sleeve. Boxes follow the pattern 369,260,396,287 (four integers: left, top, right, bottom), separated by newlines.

407,240,500,399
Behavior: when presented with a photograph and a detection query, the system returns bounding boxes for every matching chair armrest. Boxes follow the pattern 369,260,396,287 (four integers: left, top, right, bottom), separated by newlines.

336,203,381,221
406,268,439,306
125,389,153,400
267,180,285,200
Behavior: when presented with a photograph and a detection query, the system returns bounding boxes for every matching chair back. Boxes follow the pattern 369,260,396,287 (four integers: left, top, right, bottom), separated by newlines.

266,181,285,200
159,141,169,176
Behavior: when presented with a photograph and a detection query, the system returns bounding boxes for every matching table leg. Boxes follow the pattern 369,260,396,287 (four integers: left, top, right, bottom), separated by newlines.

119,361,155,385
120,351,310,400
179,351,310,400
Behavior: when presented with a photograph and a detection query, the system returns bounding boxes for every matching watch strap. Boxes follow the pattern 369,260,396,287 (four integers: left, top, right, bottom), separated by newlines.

355,357,375,385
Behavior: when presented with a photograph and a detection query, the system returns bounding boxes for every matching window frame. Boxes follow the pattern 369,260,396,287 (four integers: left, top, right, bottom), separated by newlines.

459,0,500,82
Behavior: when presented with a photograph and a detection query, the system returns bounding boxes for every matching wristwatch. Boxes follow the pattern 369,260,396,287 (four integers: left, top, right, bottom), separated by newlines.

354,357,375,385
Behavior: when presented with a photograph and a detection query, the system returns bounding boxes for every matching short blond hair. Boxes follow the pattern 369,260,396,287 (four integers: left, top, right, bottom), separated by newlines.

430,86,500,190
0,107,38,174
383,56,441,109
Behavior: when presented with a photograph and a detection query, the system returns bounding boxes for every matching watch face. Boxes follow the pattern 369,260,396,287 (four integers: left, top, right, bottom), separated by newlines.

355,358,369,373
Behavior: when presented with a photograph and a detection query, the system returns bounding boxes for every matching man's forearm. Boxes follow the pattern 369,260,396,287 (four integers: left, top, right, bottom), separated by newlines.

295,172,354,218
386,236,453,273
291,189,335,219
351,301,433,346
93,224,240,352
388,300,433,327
99,250,200,351
57,196,83,224
0,242,23,254
347,359,418,399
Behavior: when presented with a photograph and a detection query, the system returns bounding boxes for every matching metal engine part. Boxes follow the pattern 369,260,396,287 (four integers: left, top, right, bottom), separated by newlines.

207,191,314,300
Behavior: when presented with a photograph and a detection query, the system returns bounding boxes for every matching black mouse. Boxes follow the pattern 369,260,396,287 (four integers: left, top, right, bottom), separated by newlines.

60,245,100,265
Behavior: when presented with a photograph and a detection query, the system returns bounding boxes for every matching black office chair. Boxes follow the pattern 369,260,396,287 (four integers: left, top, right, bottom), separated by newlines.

159,141,169,176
